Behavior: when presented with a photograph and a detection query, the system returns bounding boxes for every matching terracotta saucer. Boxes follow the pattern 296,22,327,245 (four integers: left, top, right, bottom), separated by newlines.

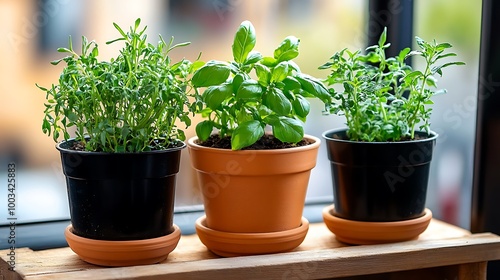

322,205,432,245
65,224,181,266
195,216,309,257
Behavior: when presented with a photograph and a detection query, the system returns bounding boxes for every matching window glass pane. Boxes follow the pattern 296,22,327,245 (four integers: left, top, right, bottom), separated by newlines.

0,0,479,236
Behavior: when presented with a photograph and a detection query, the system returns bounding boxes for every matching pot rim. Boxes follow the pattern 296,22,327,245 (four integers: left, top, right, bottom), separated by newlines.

322,127,438,144
56,138,186,155
187,134,321,154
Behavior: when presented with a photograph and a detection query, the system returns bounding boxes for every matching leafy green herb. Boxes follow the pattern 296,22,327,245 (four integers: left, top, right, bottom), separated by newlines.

191,20,330,150
319,27,465,142
37,18,195,152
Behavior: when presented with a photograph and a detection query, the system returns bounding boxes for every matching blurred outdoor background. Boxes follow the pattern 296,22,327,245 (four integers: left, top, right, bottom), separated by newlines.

0,0,481,230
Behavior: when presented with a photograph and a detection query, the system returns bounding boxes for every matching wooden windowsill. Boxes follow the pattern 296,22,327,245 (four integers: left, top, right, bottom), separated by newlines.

2,219,500,280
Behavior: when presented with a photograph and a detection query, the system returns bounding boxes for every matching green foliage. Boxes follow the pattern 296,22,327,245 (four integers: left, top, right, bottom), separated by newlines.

37,19,194,152
319,27,465,142
191,20,330,150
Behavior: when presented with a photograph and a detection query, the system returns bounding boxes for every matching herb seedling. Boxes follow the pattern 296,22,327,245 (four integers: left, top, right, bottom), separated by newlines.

320,28,465,142
37,19,194,152
191,20,330,150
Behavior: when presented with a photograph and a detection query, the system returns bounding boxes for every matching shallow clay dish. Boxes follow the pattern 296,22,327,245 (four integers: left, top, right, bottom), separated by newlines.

322,205,432,245
195,216,309,257
65,224,181,266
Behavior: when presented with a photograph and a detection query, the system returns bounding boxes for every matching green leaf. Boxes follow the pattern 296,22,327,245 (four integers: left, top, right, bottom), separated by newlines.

378,27,387,47
436,42,453,51
271,62,289,83
436,53,457,60
404,71,423,83
67,112,78,122
269,116,304,143
255,64,271,86
57,47,72,53
112,22,128,38
100,131,106,146
196,120,214,141
274,36,300,62
415,36,426,49
264,87,292,115
244,51,263,65
203,83,233,110
283,77,302,92
232,73,245,93
292,95,310,118
192,61,231,87
295,74,331,104
236,79,263,100
42,119,51,134
237,108,253,124
261,56,278,67
232,20,256,64
190,60,206,72
231,120,264,150
398,47,411,63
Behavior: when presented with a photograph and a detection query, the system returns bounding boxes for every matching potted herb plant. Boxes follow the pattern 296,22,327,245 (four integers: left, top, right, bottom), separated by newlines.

319,28,464,244
36,19,194,266
187,20,330,257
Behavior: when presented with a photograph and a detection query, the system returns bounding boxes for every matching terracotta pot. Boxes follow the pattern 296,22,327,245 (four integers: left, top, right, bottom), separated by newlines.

64,224,181,266
322,205,432,245
187,135,320,234
195,216,309,257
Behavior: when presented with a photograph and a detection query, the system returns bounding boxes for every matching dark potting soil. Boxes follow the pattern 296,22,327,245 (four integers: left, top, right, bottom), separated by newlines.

67,139,184,152
197,134,314,150
333,133,428,142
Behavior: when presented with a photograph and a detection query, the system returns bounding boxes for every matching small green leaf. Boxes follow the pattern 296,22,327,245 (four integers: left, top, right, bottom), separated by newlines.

192,61,231,87
134,18,141,30
404,71,423,83
244,51,263,65
415,36,426,49
436,42,453,51
203,83,233,110
237,108,253,124
261,56,278,67
190,60,206,72
42,119,51,134
295,74,331,104
398,47,411,63
232,73,245,93
378,27,387,47
264,87,292,115
196,121,214,141
436,53,457,60
112,22,128,38
67,112,78,122
236,79,263,100
269,116,304,143
100,131,106,146
283,77,302,92
255,64,271,86
292,95,310,118
231,120,264,150
57,47,72,53
274,36,300,62
271,62,290,83
232,21,256,64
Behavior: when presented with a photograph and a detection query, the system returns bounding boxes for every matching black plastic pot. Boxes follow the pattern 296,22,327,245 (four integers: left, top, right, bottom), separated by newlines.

56,139,185,241
323,128,437,222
